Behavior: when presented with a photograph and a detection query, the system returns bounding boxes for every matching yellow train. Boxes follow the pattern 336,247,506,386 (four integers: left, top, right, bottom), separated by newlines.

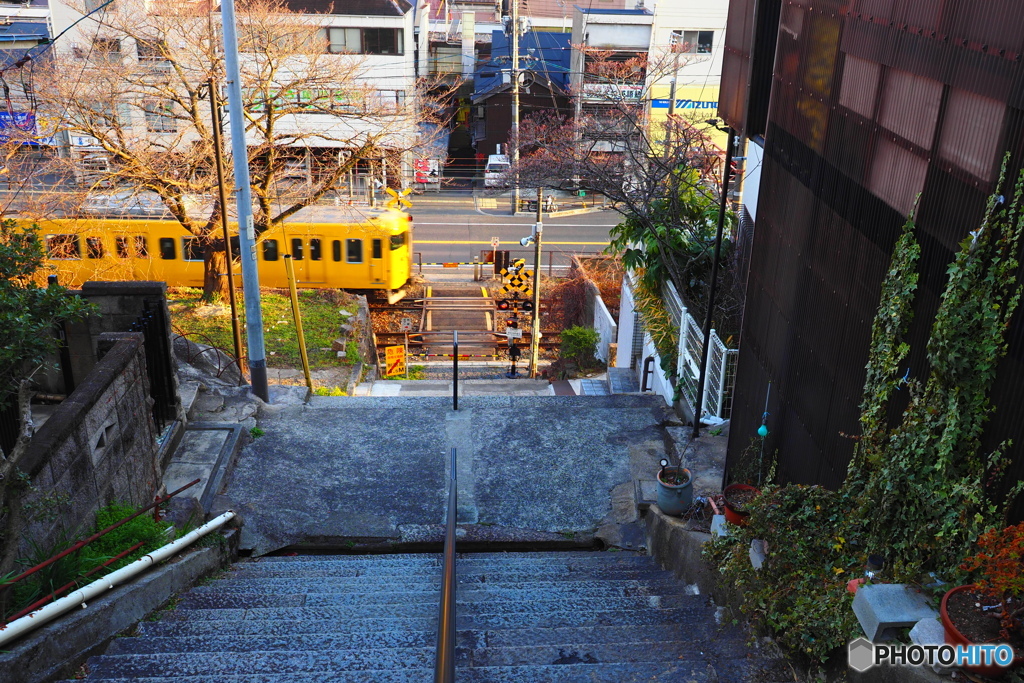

28,208,413,298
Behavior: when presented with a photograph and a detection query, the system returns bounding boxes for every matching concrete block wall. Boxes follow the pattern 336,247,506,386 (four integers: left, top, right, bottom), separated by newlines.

17,334,162,556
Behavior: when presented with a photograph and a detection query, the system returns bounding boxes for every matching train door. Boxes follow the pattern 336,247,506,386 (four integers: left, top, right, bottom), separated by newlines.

368,237,385,285
288,236,326,284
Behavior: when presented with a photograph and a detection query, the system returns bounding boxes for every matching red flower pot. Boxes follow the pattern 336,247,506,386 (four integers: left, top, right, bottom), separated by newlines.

940,585,1024,677
722,484,759,527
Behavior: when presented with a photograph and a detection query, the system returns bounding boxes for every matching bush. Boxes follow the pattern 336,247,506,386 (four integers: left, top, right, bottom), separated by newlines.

560,326,600,366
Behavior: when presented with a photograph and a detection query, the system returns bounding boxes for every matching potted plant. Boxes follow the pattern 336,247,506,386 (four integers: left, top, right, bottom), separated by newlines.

656,458,693,517
722,483,759,526
940,522,1024,677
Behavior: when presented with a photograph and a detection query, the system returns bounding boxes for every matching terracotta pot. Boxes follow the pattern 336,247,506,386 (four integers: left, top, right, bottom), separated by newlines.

940,584,1024,677
722,484,759,526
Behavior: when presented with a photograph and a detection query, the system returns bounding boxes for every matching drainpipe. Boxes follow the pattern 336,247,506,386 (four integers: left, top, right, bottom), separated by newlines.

0,511,236,647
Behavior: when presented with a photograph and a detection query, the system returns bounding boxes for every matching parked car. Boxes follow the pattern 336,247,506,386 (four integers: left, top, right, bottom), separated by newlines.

483,154,510,188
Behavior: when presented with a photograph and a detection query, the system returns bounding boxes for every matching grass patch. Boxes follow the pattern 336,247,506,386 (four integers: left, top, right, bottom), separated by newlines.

168,288,359,369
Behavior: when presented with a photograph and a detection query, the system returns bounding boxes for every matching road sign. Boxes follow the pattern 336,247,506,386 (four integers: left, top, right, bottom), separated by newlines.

399,317,413,332
385,187,413,209
491,236,500,249
507,328,523,340
384,345,406,377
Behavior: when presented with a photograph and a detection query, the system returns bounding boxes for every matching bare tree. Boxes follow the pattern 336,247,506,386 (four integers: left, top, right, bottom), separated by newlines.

513,46,738,327
29,0,452,299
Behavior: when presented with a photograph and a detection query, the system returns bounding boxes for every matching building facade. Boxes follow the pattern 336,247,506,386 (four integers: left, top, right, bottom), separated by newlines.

720,0,1024,520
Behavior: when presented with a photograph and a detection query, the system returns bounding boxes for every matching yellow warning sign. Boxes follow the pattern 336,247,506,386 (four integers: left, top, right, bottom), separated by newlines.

384,345,406,377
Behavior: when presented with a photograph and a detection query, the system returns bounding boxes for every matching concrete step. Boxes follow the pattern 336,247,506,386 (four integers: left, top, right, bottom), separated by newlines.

188,578,689,599
64,661,716,683
173,592,699,613
126,624,702,652
224,565,677,583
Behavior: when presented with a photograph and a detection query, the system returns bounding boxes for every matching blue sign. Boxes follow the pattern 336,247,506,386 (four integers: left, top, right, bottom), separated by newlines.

0,112,40,144
651,99,718,110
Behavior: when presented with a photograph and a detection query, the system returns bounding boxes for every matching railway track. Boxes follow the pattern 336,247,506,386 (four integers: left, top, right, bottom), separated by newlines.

372,284,558,363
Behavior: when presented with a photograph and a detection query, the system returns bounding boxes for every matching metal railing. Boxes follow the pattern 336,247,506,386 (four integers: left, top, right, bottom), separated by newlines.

434,446,458,682
0,478,199,623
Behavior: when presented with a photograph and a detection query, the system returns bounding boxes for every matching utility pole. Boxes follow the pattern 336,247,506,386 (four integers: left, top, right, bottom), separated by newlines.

219,0,269,402
665,34,682,159
208,77,243,381
510,0,520,215
692,129,734,439
529,186,543,377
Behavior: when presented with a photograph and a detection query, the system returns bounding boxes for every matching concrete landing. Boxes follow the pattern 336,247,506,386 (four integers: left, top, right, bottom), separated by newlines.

223,394,674,556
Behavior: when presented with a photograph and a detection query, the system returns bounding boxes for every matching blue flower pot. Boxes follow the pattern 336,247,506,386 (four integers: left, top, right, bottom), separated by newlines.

656,467,693,516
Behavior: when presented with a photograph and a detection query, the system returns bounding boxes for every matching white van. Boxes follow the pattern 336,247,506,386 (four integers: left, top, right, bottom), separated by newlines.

483,154,510,188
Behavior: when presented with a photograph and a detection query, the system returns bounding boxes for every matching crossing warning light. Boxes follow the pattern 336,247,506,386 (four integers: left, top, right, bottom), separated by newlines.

497,300,510,310
521,301,534,311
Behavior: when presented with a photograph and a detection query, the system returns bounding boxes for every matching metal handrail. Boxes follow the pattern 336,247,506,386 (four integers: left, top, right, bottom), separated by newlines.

0,478,200,622
434,447,457,682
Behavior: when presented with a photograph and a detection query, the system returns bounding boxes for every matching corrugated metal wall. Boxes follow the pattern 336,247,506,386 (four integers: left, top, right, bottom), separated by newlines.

728,0,1024,522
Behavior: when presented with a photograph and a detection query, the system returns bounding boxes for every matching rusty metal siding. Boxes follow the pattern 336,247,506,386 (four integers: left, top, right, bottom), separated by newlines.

728,0,1024,520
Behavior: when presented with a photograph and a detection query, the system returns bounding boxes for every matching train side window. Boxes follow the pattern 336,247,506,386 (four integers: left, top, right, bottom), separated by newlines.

291,238,304,260
263,239,279,261
346,238,363,263
159,237,176,260
182,237,203,261
390,232,405,250
86,237,105,259
332,240,341,261
134,235,148,257
46,234,81,259
116,236,130,258
372,239,382,259
310,238,322,261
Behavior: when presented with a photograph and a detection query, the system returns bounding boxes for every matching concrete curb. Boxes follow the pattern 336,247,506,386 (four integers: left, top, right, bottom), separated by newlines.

0,529,238,683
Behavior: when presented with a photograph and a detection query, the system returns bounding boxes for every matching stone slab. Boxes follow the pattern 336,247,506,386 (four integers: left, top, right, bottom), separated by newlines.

910,618,953,675
852,583,939,641
710,515,729,538
749,539,766,570
635,479,657,510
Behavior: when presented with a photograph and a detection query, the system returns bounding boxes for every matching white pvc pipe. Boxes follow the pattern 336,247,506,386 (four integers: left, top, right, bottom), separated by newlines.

0,510,236,647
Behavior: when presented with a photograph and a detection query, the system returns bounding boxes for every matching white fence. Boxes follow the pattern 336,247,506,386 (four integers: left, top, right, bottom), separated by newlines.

593,292,617,363
618,274,738,420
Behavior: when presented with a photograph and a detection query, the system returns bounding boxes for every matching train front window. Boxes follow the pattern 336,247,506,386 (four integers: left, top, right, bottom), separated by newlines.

159,238,176,260
346,238,363,263
291,238,304,260
116,237,130,258
182,237,203,261
263,239,279,261
310,238,322,261
390,232,405,250
46,234,81,259
86,237,105,259
134,235,148,257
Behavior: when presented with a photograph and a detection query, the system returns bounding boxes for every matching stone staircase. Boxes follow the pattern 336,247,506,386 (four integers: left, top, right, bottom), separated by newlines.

68,551,785,682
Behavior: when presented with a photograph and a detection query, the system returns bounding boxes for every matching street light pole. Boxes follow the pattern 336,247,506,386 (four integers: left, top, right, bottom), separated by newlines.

219,0,269,402
529,186,543,377
692,128,734,440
